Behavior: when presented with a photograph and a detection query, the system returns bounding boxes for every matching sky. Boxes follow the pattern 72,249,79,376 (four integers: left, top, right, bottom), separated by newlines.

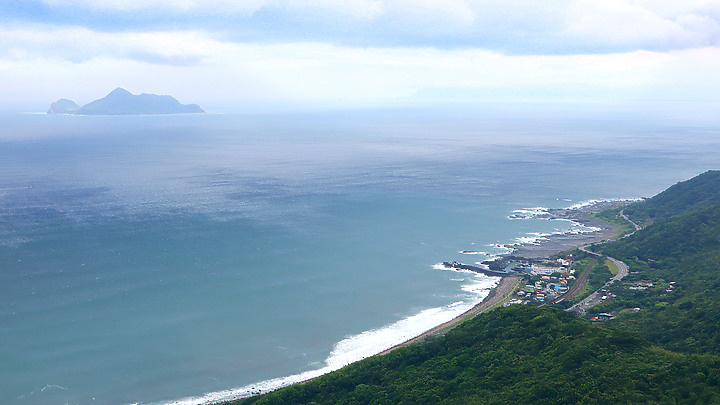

1,0,720,111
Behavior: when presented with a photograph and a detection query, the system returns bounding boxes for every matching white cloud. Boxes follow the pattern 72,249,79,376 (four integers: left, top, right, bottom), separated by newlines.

34,0,720,52
633,0,720,20
0,25,217,64
41,0,265,14
2,23,719,108
41,0,386,17
281,0,386,20
383,0,476,30
564,0,716,49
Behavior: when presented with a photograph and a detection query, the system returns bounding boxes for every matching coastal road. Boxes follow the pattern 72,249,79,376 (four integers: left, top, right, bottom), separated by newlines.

608,256,628,281
566,230,632,313
568,255,629,314
547,204,641,311
577,249,628,282
620,209,642,232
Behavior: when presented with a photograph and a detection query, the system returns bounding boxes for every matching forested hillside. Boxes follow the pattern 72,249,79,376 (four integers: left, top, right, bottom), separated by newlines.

622,170,720,227
596,199,720,355
238,306,720,405
236,171,720,404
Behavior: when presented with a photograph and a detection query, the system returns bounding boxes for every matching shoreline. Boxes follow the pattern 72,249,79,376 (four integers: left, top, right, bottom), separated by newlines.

510,200,630,259
373,200,633,357
375,275,523,356
349,200,635,357
212,199,633,404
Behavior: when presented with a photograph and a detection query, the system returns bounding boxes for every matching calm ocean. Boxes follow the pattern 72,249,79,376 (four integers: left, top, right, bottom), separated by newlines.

1,104,718,404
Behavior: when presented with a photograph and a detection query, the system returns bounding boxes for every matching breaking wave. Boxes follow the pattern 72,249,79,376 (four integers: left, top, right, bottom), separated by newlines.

153,198,628,405
157,273,499,405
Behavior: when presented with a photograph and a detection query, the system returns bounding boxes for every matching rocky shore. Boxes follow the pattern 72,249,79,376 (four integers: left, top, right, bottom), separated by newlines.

399,200,636,347
511,200,634,259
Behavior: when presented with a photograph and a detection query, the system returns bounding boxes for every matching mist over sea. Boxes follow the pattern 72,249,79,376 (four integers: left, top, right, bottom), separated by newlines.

1,104,718,404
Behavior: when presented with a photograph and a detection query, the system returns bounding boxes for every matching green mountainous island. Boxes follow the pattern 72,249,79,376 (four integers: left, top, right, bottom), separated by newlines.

236,170,720,405
47,88,204,115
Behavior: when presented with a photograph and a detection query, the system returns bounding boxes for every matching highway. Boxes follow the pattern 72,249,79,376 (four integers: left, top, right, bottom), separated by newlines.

620,209,642,231
567,211,639,314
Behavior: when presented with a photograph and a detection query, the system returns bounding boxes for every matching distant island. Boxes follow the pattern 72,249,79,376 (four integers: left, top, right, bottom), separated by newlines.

47,88,205,115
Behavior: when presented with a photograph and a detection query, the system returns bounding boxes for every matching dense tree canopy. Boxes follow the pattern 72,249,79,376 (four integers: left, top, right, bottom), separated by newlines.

622,170,720,227
237,306,720,405
597,199,720,355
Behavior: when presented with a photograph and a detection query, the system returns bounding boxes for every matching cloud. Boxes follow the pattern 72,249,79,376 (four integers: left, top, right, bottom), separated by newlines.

40,0,259,13
0,25,215,65
2,2,720,108
2,22,719,107
39,0,383,17
28,0,720,53
563,0,719,50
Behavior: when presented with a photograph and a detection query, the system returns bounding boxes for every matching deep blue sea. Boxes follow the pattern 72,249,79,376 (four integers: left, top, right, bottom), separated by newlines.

1,103,718,404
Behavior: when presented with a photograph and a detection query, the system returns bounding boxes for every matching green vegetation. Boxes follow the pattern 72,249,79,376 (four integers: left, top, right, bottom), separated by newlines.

237,171,720,404
237,306,720,405
593,207,634,237
596,199,720,355
586,257,612,293
561,252,613,305
621,170,720,227
605,258,619,276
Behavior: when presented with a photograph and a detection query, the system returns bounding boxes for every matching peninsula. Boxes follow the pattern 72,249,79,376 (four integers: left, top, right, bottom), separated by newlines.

47,88,205,115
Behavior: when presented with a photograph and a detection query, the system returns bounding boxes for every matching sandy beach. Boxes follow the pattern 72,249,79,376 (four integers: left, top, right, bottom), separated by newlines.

376,275,523,356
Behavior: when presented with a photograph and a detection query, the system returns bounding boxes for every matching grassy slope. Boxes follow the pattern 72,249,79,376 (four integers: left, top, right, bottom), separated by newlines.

605,258,619,276
593,208,634,237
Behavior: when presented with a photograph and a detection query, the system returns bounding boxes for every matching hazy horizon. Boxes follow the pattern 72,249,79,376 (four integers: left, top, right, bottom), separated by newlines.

3,3,720,402
2,1,720,110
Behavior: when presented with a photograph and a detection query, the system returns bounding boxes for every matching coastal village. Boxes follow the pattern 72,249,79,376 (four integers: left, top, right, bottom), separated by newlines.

491,200,636,318
496,252,677,322
448,250,624,318
444,250,630,327
438,199,664,338
502,256,575,306
411,199,654,362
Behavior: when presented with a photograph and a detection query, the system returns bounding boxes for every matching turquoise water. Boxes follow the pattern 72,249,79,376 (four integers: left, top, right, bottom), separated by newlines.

1,105,718,404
